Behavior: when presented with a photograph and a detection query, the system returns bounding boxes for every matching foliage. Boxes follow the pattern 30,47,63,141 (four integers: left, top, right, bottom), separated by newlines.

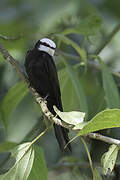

0,81,28,127
0,0,120,179
101,144,118,175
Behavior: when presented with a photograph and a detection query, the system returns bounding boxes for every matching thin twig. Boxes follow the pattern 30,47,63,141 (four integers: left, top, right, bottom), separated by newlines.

49,162,100,170
94,23,120,55
81,137,94,178
87,133,120,146
0,34,22,41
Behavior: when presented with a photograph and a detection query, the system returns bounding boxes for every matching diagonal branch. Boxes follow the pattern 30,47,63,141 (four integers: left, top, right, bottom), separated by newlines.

94,23,120,55
87,133,120,146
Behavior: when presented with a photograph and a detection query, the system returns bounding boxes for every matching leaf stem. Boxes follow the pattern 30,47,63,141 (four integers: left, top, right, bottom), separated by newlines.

81,137,94,177
0,34,22,41
30,125,52,146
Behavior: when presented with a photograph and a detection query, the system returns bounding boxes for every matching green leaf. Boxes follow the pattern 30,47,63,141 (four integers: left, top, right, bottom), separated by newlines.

78,109,120,136
58,68,80,111
0,142,34,180
100,62,120,108
28,145,47,180
54,106,85,125
1,81,29,127
55,34,86,63
101,144,118,175
93,168,102,180
62,14,102,36
61,57,88,116
0,142,17,152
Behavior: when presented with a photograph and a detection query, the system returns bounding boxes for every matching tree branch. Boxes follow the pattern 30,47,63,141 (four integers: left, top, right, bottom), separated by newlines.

94,23,120,55
87,133,120,146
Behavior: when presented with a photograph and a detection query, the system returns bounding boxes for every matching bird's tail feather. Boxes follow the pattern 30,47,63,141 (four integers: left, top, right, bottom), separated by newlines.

53,124,72,153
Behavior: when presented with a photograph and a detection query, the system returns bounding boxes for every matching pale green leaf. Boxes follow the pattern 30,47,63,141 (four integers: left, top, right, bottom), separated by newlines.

28,145,47,180
0,143,34,180
73,122,88,130
100,62,120,108
78,109,120,136
101,144,118,175
54,106,85,125
1,81,29,127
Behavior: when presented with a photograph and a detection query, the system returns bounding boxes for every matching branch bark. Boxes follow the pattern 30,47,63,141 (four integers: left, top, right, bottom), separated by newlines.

87,133,120,146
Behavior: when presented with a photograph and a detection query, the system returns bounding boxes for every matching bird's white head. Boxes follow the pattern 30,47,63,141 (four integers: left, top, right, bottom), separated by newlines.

37,38,56,57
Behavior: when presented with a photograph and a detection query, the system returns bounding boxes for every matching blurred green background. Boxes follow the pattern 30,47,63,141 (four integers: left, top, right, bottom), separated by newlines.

0,0,120,179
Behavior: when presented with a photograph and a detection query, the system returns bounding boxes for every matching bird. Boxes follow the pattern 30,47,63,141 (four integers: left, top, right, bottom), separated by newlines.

25,38,71,153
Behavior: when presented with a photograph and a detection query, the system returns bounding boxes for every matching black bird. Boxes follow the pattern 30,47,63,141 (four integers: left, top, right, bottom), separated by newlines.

25,38,71,152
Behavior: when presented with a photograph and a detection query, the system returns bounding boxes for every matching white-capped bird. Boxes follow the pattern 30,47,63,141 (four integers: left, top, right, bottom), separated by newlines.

25,38,71,152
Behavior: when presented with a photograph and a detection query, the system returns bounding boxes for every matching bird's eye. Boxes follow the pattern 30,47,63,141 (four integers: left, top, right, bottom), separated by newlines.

40,42,55,50
35,40,40,48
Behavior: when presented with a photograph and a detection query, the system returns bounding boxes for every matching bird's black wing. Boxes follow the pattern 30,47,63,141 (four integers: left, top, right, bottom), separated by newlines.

44,57,72,153
44,57,62,110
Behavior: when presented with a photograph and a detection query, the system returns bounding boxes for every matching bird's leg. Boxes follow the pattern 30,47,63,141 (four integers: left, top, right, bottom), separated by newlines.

44,94,49,101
